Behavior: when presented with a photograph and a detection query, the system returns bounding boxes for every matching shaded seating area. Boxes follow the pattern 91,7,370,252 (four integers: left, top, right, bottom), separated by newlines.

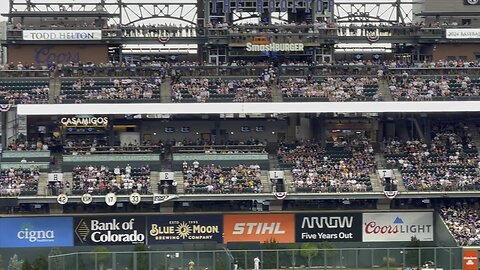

71,164,151,195
384,124,479,191
0,167,40,196
281,77,381,102
0,78,49,104
278,138,375,193
182,163,263,194
59,77,161,103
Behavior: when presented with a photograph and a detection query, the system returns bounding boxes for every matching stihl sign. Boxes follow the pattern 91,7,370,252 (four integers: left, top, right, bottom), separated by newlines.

224,214,294,243
232,223,285,235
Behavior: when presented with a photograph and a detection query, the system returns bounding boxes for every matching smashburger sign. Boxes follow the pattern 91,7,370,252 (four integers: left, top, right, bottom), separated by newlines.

362,212,433,242
74,217,146,246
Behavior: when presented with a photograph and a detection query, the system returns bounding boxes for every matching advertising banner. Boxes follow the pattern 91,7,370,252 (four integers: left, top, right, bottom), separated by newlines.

48,173,64,182
296,213,362,242
446,29,480,39
147,215,223,244
7,44,108,65
23,30,102,41
0,217,73,248
362,212,433,242
463,250,478,270
223,214,295,244
74,216,146,246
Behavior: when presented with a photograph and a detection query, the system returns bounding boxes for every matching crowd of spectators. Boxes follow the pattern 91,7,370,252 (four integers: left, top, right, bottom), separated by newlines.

0,85,49,104
0,167,40,196
122,23,197,38
60,77,160,102
384,124,480,191
281,77,382,101
389,75,480,101
64,137,164,155
7,138,49,151
171,69,274,102
440,203,480,246
72,165,151,195
182,162,263,194
278,136,376,193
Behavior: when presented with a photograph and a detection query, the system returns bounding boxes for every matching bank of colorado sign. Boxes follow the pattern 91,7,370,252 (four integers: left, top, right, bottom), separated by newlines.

295,213,362,242
23,30,102,41
74,217,146,246
362,212,433,242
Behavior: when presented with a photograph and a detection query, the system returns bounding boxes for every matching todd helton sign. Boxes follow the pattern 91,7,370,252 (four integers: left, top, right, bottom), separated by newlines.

296,213,362,242
148,215,223,244
74,216,146,246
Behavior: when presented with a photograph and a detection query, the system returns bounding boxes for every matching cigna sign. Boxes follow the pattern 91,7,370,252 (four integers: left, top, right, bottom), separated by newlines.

60,116,108,127
0,217,73,248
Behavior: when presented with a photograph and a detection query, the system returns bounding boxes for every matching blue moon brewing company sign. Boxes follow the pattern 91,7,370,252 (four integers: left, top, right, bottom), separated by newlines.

74,216,146,246
147,215,223,244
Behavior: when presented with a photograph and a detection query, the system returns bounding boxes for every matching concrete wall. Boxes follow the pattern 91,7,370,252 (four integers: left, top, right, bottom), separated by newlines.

140,119,287,143
7,44,108,65
429,44,480,61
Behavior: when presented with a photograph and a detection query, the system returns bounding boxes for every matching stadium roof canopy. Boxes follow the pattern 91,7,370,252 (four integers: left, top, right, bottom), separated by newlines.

17,101,480,115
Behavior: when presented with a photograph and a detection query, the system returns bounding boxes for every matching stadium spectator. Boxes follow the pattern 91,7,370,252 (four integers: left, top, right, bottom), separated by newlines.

384,124,479,191
281,77,382,101
0,85,48,104
71,165,151,195
60,78,160,103
7,138,49,151
182,163,263,194
440,203,480,246
278,136,376,192
0,167,40,196
389,75,480,101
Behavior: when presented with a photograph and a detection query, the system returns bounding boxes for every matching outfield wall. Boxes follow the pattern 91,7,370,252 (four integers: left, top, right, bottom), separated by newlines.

0,211,436,248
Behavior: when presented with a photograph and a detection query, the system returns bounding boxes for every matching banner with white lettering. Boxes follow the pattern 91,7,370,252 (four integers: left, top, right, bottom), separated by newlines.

73,216,146,246
446,29,480,39
269,171,284,179
295,213,362,242
159,172,174,181
362,212,433,242
152,194,178,204
23,30,102,41
48,173,64,182
147,215,223,244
